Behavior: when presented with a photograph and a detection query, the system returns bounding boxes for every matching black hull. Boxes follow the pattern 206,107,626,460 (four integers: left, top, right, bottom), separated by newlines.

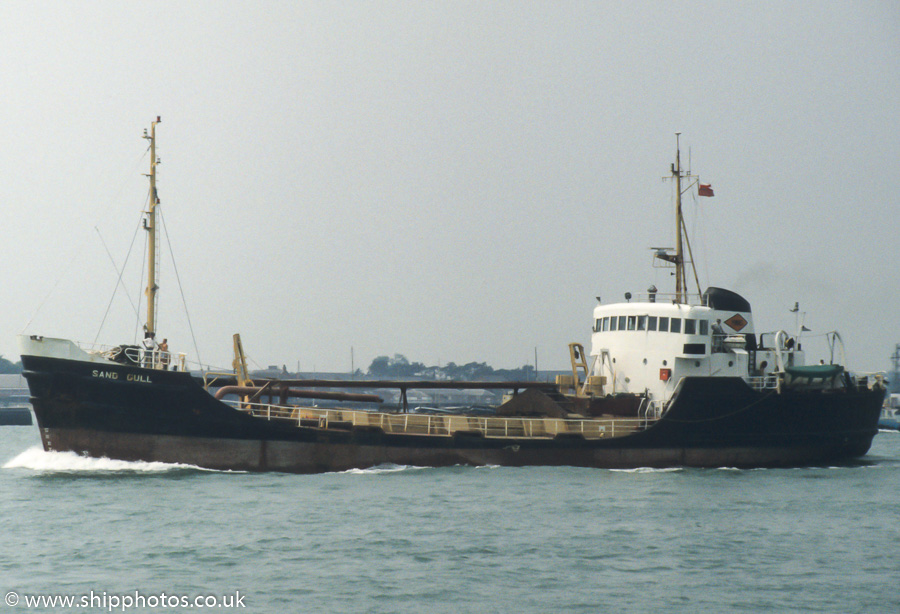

21,355,884,472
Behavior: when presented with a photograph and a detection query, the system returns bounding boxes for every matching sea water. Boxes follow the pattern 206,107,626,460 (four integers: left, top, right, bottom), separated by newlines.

1,423,898,614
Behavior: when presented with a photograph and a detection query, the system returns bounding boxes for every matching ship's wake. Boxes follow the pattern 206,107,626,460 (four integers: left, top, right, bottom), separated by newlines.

2,446,210,474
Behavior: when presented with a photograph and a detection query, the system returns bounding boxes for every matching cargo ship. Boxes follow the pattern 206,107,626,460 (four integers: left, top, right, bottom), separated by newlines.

18,123,885,472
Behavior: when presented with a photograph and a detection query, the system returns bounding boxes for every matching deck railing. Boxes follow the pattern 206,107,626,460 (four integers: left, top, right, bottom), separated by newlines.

79,341,183,371
746,374,779,391
222,400,654,440
638,397,666,421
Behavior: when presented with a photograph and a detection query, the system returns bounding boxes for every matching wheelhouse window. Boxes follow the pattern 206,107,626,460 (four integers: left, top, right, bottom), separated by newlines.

699,320,708,335
610,317,618,331
659,316,669,332
648,316,658,331
627,315,636,330
617,316,626,330
602,317,610,331
670,318,682,333
637,315,647,331
685,319,697,334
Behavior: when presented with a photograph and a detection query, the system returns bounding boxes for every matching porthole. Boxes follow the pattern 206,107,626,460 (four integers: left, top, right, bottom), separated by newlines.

728,361,734,367
643,358,647,365
662,360,667,366
695,361,701,367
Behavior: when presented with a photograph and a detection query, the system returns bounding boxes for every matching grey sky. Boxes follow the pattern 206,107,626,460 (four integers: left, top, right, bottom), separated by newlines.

2,1,898,373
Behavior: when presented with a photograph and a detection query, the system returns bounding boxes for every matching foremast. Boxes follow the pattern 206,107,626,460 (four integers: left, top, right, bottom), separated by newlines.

143,117,161,336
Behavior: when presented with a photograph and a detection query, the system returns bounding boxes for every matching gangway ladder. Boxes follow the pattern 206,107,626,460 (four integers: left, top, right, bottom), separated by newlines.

569,343,591,398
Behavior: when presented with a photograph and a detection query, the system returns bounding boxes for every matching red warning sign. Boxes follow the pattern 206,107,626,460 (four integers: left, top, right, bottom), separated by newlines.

724,314,748,331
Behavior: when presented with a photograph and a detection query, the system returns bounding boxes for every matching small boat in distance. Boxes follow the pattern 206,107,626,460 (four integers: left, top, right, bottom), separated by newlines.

879,347,900,430
18,124,885,472
0,375,32,426
0,406,32,426
879,391,900,431
879,405,900,431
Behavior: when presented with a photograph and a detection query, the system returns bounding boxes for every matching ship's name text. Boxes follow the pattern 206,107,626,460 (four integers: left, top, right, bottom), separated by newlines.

91,370,152,384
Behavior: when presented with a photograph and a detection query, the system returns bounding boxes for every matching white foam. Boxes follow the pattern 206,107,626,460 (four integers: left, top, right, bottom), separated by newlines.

342,463,428,475
610,466,684,473
343,463,504,474
2,446,204,473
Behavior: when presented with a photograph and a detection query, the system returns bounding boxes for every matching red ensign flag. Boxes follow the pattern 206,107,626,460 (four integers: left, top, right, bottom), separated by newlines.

698,184,714,197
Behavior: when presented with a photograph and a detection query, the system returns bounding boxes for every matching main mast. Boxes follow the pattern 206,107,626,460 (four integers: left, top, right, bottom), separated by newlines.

143,117,161,336
656,132,703,304
673,133,686,303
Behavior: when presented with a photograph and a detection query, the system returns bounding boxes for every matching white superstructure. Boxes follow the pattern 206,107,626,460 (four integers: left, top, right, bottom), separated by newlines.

588,288,804,403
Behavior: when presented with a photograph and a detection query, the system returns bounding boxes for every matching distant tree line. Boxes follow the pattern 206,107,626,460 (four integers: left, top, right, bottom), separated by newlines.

0,356,23,374
367,354,535,380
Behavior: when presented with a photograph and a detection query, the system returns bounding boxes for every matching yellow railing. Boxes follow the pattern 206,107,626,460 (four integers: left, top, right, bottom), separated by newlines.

223,401,653,440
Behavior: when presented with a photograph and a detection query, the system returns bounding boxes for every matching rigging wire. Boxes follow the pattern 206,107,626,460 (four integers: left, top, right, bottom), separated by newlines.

20,145,151,335
21,267,68,333
92,208,146,345
158,206,203,367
